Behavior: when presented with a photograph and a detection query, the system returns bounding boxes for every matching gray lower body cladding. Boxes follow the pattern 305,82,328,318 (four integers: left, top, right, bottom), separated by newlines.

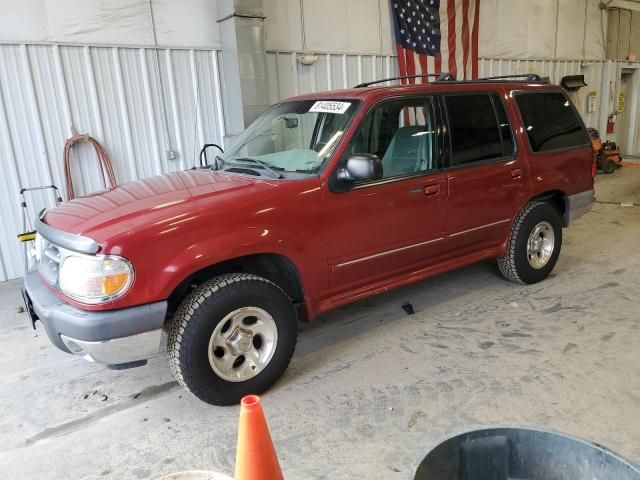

563,189,594,226
23,269,167,365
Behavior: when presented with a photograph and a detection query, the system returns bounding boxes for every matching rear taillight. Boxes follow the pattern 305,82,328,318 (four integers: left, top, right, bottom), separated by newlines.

591,161,596,178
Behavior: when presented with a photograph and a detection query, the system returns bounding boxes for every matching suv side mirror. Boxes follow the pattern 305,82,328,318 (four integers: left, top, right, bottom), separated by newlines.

337,153,383,182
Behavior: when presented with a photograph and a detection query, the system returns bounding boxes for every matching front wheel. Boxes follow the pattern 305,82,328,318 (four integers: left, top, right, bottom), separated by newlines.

498,202,563,284
168,273,297,405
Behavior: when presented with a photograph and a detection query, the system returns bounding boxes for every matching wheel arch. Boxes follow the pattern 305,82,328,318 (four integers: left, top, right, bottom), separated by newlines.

529,189,567,225
165,253,307,323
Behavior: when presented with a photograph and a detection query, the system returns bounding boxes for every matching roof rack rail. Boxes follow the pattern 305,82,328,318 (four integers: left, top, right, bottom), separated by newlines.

476,74,547,82
354,72,455,88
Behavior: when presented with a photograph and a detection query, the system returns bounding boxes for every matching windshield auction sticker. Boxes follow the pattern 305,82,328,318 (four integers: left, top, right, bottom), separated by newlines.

309,101,351,114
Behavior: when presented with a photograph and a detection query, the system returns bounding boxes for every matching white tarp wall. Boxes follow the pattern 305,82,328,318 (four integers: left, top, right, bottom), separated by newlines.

3,0,612,60
479,0,607,60
0,0,221,48
264,0,395,55
264,0,607,60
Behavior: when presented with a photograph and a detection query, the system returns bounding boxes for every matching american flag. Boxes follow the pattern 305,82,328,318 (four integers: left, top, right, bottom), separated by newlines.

391,0,480,81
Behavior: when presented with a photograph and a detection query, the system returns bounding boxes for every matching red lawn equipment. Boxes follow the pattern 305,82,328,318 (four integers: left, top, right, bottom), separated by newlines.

587,128,622,174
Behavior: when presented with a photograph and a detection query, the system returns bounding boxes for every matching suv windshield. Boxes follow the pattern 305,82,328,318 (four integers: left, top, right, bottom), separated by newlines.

220,99,358,178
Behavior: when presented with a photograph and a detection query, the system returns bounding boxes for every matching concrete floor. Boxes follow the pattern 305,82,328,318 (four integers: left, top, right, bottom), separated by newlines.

1,168,639,479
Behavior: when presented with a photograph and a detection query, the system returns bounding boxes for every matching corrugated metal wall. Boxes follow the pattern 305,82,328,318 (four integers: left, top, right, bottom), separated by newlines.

266,51,399,102
0,44,225,281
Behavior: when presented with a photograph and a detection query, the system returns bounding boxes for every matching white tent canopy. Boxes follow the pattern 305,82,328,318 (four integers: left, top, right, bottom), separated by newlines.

0,0,221,48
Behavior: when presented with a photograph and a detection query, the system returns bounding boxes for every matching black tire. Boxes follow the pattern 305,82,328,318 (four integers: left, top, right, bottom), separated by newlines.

602,159,616,174
168,273,297,406
498,201,563,284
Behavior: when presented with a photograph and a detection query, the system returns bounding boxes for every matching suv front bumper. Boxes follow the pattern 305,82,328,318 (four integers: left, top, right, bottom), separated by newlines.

23,269,167,365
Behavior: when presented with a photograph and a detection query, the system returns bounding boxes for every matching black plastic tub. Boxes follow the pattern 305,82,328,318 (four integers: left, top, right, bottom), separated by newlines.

413,427,640,480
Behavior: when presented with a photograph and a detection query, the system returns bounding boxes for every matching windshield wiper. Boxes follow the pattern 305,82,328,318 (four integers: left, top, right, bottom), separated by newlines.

232,157,284,179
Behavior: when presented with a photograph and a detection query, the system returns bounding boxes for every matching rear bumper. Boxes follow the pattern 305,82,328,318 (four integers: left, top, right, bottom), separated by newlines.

563,189,594,227
23,269,167,365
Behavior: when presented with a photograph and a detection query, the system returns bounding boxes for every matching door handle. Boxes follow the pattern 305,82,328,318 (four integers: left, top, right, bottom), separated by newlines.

423,184,440,196
510,168,523,179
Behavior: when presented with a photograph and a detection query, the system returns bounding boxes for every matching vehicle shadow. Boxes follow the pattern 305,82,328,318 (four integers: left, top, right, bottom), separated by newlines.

287,260,512,372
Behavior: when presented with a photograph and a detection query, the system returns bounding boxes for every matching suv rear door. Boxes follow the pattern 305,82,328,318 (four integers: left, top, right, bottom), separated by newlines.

441,90,532,256
513,90,593,198
323,95,447,299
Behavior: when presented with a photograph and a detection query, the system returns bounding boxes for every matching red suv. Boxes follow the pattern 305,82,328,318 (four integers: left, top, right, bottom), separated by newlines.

22,74,595,405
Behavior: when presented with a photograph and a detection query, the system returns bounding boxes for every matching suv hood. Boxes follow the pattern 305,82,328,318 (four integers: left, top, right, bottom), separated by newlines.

43,170,265,242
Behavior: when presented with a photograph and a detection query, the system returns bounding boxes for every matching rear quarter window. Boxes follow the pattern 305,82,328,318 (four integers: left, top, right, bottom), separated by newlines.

516,92,589,153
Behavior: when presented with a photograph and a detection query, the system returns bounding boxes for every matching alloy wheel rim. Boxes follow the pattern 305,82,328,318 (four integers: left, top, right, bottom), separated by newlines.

526,221,555,269
208,306,278,382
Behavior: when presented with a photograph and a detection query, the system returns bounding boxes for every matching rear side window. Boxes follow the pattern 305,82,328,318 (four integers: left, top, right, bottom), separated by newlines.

445,94,514,166
516,92,589,152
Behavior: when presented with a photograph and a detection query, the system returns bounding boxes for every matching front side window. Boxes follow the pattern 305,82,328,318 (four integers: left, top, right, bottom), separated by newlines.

349,97,438,179
221,99,358,178
445,94,511,166
516,92,589,152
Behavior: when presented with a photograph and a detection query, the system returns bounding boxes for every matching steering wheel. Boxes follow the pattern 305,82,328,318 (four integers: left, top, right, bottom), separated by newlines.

199,143,224,168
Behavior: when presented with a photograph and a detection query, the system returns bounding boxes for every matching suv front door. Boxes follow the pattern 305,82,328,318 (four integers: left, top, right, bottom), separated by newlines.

442,91,531,256
323,96,447,301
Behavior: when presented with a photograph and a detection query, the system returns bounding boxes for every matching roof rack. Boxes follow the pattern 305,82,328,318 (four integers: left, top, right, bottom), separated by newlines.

476,74,548,83
354,72,549,89
354,73,456,88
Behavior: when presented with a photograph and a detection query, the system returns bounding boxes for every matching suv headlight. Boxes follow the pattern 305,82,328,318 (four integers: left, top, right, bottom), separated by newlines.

59,254,134,303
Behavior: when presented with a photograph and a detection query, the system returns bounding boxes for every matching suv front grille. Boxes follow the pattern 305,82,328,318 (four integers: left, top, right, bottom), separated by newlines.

37,236,61,286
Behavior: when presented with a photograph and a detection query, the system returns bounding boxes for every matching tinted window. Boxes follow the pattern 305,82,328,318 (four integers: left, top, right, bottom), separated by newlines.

445,94,503,165
516,92,589,152
351,97,438,179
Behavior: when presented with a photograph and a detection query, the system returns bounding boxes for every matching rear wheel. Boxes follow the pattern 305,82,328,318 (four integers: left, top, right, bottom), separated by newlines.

168,273,297,405
498,202,563,284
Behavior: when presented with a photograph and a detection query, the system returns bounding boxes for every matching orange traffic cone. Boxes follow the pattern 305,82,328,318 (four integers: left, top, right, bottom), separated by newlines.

235,395,284,480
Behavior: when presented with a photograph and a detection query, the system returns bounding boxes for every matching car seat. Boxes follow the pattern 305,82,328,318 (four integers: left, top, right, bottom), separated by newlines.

382,126,428,177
